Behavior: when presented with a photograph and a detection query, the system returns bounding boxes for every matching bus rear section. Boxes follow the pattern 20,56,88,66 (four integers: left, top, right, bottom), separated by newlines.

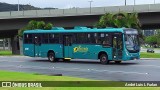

23,32,63,59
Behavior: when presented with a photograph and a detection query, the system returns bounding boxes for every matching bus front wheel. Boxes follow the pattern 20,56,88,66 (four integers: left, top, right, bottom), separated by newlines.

48,52,55,62
100,54,109,65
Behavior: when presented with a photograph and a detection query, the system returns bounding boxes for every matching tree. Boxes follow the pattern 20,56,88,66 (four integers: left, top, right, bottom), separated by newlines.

95,12,144,43
95,12,141,29
37,21,45,29
27,20,38,30
145,35,157,47
95,13,114,28
156,33,160,47
44,23,53,30
18,20,53,37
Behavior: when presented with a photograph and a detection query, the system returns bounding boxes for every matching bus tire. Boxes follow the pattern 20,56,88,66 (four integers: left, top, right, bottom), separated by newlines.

48,52,55,62
115,61,121,64
100,54,109,65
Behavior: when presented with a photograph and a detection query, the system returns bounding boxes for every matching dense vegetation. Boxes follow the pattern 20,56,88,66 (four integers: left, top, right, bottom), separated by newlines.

95,12,144,43
145,31,160,47
95,13,141,29
0,2,57,12
18,20,53,37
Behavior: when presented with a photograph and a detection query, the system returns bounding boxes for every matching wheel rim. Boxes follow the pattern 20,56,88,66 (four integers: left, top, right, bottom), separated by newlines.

49,54,54,61
102,56,106,62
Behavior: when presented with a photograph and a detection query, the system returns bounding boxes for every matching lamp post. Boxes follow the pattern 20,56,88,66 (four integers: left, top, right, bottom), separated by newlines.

88,0,93,13
125,0,126,6
18,0,20,11
134,0,135,5
154,0,155,4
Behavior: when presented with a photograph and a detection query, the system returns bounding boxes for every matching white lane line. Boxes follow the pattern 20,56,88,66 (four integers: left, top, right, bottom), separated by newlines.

0,65,148,75
0,60,26,62
132,65,160,68
52,67,148,75
93,69,148,75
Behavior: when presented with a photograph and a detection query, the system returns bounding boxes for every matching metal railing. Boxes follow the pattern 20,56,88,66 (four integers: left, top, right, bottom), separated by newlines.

0,4,160,19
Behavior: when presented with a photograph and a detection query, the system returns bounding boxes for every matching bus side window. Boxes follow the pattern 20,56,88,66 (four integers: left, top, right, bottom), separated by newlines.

94,33,101,44
72,33,77,44
113,36,118,48
34,35,41,45
42,34,49,44
59,34,63,44
102,33,111,47
117,35,123,50
24,34,33,44
77,33,86,44
49,34,59,43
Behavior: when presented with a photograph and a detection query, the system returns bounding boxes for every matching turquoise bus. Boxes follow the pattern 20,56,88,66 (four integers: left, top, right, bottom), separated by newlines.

23,27,140,64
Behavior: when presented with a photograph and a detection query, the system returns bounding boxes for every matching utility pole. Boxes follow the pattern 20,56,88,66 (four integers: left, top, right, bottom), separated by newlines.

88,0,93,13
125,0,126,6
154,0,156,4
18,0,20,11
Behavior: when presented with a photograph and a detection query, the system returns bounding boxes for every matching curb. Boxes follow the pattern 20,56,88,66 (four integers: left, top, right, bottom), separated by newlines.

140,58,160,60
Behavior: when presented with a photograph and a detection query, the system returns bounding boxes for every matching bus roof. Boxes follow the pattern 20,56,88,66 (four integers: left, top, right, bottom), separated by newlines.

23,27,133,34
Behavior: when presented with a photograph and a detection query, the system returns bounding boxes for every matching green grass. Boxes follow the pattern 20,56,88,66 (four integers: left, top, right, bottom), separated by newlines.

140,52,160,58
0,70,159,90
0,70,90,81
0,50,12,55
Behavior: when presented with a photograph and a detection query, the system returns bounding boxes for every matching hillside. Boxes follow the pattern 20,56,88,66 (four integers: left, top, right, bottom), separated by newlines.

0,2,57,12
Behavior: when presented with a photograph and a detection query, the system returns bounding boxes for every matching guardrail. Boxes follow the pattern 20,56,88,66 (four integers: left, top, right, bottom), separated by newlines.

0,4,160,19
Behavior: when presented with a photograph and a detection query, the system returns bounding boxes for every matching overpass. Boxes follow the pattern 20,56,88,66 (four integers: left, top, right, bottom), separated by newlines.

1,4,160,54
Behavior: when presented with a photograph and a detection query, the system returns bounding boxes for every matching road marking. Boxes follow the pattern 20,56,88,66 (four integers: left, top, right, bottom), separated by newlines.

0,65,148,75
132,65,160,68
93,69,148,75
0,60,26,62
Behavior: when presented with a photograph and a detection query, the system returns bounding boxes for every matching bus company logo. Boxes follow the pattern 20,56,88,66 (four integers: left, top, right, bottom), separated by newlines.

2,82,11,87
1,82,42,87
73,46,88,53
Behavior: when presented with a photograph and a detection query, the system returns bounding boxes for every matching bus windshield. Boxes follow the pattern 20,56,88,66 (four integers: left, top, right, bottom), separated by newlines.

125,34,140,53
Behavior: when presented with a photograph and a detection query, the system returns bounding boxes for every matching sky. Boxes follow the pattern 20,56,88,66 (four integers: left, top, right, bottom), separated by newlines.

0,0,160,9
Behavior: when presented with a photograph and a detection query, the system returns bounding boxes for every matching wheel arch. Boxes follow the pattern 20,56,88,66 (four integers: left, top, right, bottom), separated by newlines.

47,50,55,57
98,51,108,59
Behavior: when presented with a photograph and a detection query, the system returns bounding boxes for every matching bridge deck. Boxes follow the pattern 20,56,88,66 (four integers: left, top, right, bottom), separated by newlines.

0,4,160,19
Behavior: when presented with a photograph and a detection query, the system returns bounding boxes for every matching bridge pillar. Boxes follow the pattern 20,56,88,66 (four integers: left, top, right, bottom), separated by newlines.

8,38,11,51
19,38,23,55
11,36,20,55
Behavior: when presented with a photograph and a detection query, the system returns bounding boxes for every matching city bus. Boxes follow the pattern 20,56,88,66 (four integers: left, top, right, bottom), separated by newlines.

23,27,140,64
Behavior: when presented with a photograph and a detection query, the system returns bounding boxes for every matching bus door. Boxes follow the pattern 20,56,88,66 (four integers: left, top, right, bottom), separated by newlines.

63,35,72,59
112,33,123,60
34,34,41,57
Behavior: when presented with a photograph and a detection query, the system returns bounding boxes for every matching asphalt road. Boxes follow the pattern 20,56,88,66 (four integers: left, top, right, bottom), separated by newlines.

0,56,160,81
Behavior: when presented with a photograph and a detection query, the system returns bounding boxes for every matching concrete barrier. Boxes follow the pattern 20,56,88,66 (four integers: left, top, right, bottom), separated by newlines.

23,10,37,16
37,10,50,16
63,8,77,15
105,6,120,13
0,12,10,17
76,8,90,14
133,4,150,12
119,5,134,13
50,9,64,16
11,11,23,16
150,4,160,12
91,7,105,14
